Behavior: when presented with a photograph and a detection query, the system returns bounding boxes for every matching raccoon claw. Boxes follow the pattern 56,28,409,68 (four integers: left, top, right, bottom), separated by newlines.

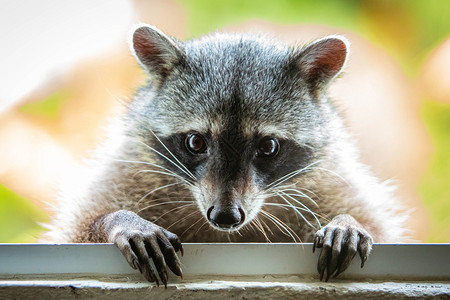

103,210,183,285
313,214,373,281
312,232,323,253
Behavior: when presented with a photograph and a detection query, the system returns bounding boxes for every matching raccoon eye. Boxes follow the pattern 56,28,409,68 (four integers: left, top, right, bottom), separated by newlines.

256,137,279,158
185,133,207,154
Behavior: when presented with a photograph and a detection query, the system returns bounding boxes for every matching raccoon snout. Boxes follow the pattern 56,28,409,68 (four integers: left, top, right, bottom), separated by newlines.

206,205,245,230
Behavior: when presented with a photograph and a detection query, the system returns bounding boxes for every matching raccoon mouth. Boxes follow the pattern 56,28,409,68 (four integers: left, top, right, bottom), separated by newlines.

206,206,246,231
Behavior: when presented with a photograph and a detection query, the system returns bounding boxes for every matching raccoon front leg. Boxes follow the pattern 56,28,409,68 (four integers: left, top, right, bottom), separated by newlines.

312,214,373,281
96,210,184,287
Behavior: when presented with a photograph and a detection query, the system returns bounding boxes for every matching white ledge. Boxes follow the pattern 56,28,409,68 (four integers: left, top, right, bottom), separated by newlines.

0,243,449,299
0,243,449,279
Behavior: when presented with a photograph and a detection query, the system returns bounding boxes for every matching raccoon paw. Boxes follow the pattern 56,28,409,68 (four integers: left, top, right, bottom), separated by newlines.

102,210,183,287
312,214,373,281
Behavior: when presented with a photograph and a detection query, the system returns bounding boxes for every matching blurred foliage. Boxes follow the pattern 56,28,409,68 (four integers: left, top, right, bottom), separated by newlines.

182,0,450,74
0,184,48,243
20,90,67,120
182,0,362,34
420,101,450,242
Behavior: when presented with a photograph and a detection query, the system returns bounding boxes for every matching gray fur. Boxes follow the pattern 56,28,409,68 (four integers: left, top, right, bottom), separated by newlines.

43,25,407,280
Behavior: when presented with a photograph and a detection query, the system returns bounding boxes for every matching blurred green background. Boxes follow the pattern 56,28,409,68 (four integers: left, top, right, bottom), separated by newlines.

1,0,449,243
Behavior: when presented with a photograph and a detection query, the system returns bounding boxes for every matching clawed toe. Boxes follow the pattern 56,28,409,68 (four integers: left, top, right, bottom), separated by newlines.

106,211,183,286
314,216,373,281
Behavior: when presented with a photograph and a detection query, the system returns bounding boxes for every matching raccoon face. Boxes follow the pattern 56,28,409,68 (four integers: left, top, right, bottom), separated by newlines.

152,128,316,231
130,25,348,231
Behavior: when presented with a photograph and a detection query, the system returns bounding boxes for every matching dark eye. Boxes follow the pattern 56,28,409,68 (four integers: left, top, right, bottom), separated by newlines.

256,137,279,158
185,133,207,154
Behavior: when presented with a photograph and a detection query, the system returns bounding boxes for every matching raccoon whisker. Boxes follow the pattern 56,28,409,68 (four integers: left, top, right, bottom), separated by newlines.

260,210,301,243
250,224,262,238
302,143,315,151
265,160,323,190
275,188,319,207
265,169,308,191
138,140,197,181
259,184,297,197
277,191,321,229
166,210,201,230
42,200,58,210
266,160,322,189
265,202,311,212
114,158,195,188
260,211,299,243
180,216,206,237
264,202,328,222
194,219,209,236
290,185,321,203
276,192,316,229
144,133,197,181
113,158,190,181
247,219,260,234
263,201,290,210
148,130,197,180
266,185,321,211
252,217,271,242
264,194,279,199
135,169,194,187
136,182,183,205
279,192,330,223
259,211,285,235
245,220,257,234
153,203,196,223
273,183,298,190
258,216,274,236
278,193,315,228
139,196,195,206
138,201,195,213
263,184,300,198
308,166,350,187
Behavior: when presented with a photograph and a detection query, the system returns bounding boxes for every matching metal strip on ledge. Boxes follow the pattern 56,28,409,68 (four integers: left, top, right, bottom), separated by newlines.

0,243,449,280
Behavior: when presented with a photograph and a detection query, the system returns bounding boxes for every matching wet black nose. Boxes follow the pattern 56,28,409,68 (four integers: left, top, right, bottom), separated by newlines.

207,206,245,229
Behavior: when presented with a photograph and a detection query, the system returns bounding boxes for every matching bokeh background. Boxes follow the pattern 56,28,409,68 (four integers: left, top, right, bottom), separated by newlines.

0,0,449,243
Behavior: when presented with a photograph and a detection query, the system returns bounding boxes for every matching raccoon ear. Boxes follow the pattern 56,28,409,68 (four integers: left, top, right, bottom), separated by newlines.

296,35,349,91
130,24,183,86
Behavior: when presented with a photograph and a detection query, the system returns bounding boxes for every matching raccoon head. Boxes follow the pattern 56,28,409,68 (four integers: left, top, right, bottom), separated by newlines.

130,24,349,231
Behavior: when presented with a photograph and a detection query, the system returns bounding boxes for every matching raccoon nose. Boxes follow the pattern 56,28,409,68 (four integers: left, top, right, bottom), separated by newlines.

207,206,245,229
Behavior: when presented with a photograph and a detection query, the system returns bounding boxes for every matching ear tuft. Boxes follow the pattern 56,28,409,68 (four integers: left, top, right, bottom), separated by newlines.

130,24,183,86
297,35,349,91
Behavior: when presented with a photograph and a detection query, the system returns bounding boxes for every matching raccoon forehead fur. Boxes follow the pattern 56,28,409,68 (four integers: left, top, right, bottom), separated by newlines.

128,30,345,148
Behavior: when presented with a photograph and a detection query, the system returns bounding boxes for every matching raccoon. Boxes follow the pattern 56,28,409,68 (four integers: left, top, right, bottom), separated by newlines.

43,24,407,286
